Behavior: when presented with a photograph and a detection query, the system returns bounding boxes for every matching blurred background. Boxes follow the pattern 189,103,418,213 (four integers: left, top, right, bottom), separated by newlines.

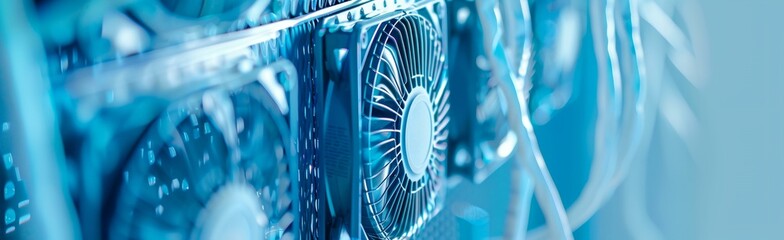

695,0,784,239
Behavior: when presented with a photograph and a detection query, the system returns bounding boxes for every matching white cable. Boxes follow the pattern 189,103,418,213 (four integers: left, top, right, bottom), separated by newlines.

474,1,574,239
527,0,659,238
525,0,709,238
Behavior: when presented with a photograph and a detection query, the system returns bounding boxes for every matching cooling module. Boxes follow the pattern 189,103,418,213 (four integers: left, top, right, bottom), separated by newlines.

317,0,449,238
109,75,299,239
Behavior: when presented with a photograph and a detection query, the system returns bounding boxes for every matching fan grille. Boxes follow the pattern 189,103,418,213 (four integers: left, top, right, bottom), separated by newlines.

361,14,449,239
111,86,295,239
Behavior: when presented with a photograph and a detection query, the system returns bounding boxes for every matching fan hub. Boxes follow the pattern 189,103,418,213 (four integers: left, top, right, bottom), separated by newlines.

401,87,434,182
195,183,268,240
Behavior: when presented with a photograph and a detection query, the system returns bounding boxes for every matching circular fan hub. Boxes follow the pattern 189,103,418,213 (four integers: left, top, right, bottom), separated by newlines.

196,183,267,240
401,87,434,182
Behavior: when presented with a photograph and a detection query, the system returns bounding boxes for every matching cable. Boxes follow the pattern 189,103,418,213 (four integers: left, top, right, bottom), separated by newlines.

474,1,574,239
527,0,640,238
527,0,707,238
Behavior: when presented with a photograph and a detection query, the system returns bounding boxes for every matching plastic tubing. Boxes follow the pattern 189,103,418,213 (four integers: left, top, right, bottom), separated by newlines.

526,0,660,238
474,1,574,240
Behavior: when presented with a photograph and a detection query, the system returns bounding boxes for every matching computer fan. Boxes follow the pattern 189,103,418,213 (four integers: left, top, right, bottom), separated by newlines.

317,0,449,238
59,34,302,238
57,1,373,236
109,81,297,239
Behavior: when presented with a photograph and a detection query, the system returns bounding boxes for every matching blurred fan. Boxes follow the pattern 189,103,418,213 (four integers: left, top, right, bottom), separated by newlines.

445,0,517,184
109,83,297,240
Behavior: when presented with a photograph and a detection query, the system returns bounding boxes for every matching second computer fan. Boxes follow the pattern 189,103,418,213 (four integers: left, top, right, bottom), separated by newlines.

109,81,298,240
318,0,449,238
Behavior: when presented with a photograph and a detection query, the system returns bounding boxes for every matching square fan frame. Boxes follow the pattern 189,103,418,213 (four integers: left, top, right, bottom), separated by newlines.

61,42,301,239
315,0,447,238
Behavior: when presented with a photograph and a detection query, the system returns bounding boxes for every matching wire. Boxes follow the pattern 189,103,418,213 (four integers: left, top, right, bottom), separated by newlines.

474,1,574,239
